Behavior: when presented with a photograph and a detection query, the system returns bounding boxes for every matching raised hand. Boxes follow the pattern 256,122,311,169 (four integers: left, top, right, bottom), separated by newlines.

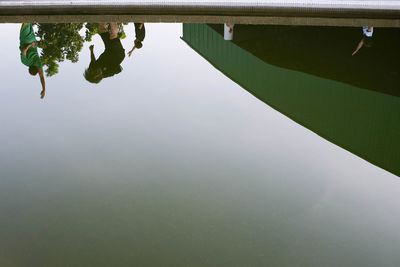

128,47,135,57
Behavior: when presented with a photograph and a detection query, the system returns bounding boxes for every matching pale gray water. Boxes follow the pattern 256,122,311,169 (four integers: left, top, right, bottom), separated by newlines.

0,23,399,266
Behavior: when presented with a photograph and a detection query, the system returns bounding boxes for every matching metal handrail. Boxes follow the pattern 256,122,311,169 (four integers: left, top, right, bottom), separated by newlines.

1,0,400,18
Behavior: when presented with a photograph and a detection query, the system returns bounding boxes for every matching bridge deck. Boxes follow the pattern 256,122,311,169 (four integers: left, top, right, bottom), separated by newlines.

1,0,399,26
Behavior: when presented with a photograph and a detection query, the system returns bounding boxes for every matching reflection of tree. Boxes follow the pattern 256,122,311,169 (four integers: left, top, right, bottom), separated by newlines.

35,23,126,77
85,23,127,39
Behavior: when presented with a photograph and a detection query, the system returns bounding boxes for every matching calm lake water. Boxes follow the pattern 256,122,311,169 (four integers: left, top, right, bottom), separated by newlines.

0,23,399,266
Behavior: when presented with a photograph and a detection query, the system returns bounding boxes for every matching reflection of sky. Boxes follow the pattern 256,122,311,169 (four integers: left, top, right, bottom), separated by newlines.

0,23,400,266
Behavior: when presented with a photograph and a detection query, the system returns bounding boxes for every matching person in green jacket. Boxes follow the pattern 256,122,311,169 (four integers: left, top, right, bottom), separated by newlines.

19,23,46,99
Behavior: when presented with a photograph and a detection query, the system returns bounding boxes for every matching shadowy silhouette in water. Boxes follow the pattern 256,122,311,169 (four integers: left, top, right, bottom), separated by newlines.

128,23,146,57
84,22,125,83
19,23,46,99
352,26,374,56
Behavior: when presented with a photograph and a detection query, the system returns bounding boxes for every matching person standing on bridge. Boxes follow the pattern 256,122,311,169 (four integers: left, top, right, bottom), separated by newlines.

224,23,234,41
352,26,374,56
19,23,46,99
128,23,146,57
84,22,126,83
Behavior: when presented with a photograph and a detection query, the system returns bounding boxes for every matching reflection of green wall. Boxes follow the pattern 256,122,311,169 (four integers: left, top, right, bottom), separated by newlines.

182,23,400,177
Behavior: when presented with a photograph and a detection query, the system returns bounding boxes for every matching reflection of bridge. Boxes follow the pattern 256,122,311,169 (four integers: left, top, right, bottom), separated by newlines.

182,23,400,177
1,0,400,26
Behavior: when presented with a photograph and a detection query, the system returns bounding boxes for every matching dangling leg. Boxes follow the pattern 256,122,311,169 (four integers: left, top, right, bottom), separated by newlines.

99,23,108,34
110,22,118,40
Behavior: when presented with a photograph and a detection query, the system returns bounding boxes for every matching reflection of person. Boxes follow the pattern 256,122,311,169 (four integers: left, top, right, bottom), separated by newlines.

224,23,234,40
128,23,146,57
352,26,374,56
84,22,125,83
19,23,46,99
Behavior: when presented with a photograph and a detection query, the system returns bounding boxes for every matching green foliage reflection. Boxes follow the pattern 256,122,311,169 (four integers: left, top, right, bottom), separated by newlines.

35,23,126,77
